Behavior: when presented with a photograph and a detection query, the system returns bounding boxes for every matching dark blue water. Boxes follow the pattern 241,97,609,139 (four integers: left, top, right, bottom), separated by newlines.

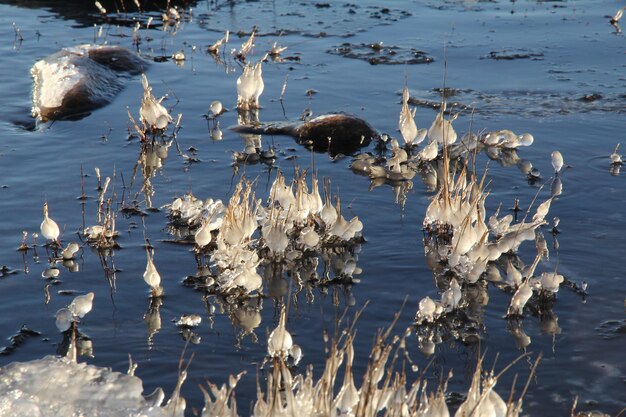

0,0,624,415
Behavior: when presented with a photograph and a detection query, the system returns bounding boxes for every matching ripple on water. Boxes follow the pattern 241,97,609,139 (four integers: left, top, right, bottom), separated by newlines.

595,319,626,341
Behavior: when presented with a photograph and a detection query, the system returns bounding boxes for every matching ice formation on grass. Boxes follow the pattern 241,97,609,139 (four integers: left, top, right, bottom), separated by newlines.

351,85,543,201
399,86,427,147
143,249,163,297
421,152,550,285
83,170,120,249
237,61,264,110
165,171,363,298
40,202,60,244
139,74,172,132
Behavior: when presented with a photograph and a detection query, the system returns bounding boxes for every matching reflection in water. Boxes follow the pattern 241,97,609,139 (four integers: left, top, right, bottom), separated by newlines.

57,327,94,359
5,0,199,28
132,138,172,209
144,296,162,349
233,109,276,167
210,123,223,141
213,295,262,346
609,143,622,176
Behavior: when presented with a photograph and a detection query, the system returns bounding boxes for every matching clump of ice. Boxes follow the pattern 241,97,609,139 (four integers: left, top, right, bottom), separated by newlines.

0,356,174,417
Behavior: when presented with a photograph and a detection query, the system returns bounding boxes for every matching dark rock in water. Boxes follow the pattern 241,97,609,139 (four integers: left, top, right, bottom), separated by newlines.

230,113,378,156
31,45,147,122
483,49,544,60
580,93,603,102
0,326,41,356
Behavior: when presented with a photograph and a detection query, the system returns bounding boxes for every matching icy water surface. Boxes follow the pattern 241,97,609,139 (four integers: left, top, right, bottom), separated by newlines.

0,0,625,415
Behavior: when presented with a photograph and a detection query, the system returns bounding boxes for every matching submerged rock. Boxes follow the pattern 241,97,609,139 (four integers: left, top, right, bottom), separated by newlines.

31,44,146,122
231,113,377,155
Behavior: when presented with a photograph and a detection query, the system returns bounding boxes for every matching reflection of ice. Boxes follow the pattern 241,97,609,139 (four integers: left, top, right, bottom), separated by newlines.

609,143,622,175
233,109,276,166
214,296,262,344
137,139,172,208
143,297,162,349
507,317,531,351
56,327,94,359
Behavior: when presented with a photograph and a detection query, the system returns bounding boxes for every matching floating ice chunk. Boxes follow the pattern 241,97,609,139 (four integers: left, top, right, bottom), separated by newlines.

482,130,533,149
68,292,94,319
517,133,534,147
483,129,516,147
55,308,73,332
61,242,80,260
489,213,513,238
610,144,622,164
209,100,223,117
42,267,60,279
416,296,437,323
539,272,564,294
0,356,176,417
551,150,564,174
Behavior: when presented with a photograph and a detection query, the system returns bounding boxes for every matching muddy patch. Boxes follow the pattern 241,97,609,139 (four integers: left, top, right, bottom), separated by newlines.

196,3,411,38
483,49,545,61
328,42,434,65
